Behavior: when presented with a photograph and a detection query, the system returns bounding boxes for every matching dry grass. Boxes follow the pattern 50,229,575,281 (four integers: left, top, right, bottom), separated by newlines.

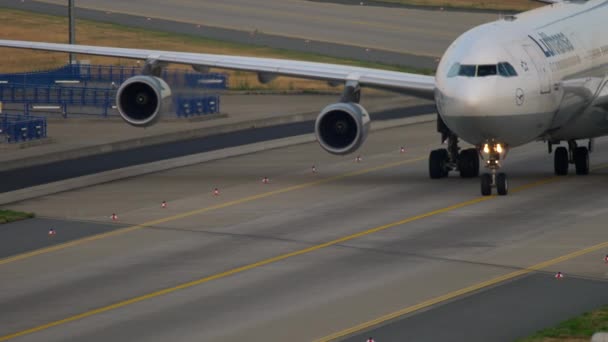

0,8,421,91
374,0,541,11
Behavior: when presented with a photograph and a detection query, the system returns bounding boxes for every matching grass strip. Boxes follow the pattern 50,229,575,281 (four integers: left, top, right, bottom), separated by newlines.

518,305,608,341
0,210,35,224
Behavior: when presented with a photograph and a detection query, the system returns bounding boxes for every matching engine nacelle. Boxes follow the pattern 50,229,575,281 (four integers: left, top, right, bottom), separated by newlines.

315,102,371,155
116,75,172,127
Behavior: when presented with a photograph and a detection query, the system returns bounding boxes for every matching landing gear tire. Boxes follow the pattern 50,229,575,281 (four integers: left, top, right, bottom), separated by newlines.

554,146,569,176
458,148,479,178
574,146,590,175
429,149,449,179
496,173,508,196
480,173,492,196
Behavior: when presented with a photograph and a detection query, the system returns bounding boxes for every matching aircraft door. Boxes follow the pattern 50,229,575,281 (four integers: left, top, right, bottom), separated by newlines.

522,44,552,94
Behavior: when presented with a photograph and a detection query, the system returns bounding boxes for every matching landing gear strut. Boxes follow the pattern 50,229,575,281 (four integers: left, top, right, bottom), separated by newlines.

553,140,590,176
479,142,508,196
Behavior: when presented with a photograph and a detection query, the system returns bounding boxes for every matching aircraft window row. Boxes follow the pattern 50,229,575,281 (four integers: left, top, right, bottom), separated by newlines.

448,63,518,78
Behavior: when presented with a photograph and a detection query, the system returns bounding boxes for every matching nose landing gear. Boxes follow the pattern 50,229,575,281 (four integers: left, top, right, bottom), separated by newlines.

480,143,508,196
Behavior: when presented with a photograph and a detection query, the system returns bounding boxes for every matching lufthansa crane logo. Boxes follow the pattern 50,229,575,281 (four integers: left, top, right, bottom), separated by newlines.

516,88,525,106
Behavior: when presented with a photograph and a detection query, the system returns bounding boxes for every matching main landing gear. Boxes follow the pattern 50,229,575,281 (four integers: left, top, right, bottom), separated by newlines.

429,133,480,179
552,139,591,176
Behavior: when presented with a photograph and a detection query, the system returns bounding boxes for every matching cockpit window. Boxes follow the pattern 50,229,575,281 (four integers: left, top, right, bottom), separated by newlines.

457,65,476,77
498,62,518,77
477,65,497,77
447,63,461,78
448,62,518,78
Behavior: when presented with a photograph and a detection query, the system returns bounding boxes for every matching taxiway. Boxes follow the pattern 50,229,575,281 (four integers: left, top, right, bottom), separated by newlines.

2,121,608,341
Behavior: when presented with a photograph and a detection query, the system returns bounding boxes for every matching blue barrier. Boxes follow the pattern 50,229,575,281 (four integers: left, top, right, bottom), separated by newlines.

174,95,221,117
0,84,220,118
0,114,47,143
0,84,115,106
0,64,229,89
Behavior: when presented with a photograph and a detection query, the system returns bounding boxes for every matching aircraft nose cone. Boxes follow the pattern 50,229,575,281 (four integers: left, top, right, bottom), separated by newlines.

439,79,494,118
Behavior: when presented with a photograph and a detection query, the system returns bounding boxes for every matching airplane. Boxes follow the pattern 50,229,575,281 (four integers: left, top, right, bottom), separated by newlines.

1,0,607,196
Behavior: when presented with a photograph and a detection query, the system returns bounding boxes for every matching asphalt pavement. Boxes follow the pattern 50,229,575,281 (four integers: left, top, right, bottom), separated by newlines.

2,122,608,341
0,217,125,258
344,273,608,342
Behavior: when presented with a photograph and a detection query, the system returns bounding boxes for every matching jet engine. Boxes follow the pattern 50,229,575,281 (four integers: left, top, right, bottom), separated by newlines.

116,76,172,127
315,102,370,155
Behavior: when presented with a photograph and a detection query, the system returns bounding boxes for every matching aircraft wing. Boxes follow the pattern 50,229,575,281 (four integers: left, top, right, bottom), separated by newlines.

561,77,608,110
0,39,436,100
594,82,608,109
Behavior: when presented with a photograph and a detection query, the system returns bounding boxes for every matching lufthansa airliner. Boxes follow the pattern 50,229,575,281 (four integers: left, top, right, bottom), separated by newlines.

1,0,607,196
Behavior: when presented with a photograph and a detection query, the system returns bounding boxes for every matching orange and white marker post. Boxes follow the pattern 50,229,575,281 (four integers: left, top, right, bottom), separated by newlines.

111,213,118,221
555,271,564,280
213,188,220,196
161,201,167,209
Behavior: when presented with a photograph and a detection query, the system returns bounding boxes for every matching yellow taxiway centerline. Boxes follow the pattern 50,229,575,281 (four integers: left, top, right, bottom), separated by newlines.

1,164,596,341
316,167,608,341
316,237,608,341
0,156,427,267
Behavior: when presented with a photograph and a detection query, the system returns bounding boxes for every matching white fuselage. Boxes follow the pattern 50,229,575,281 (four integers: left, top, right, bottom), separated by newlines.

435,0,608,148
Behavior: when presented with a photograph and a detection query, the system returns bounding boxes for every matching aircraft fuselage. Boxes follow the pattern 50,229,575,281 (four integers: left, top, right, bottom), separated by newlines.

435,0,608,148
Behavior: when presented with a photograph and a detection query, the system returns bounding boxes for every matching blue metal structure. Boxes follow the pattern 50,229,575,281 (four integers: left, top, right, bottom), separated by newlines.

0,84,220,117
0,114,47,143
174,95,220,117
0,64,229,89
0,84,114,105
0,65,224,118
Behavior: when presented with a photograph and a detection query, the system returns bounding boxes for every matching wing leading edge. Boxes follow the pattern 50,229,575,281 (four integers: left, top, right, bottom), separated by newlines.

0,40,436,99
